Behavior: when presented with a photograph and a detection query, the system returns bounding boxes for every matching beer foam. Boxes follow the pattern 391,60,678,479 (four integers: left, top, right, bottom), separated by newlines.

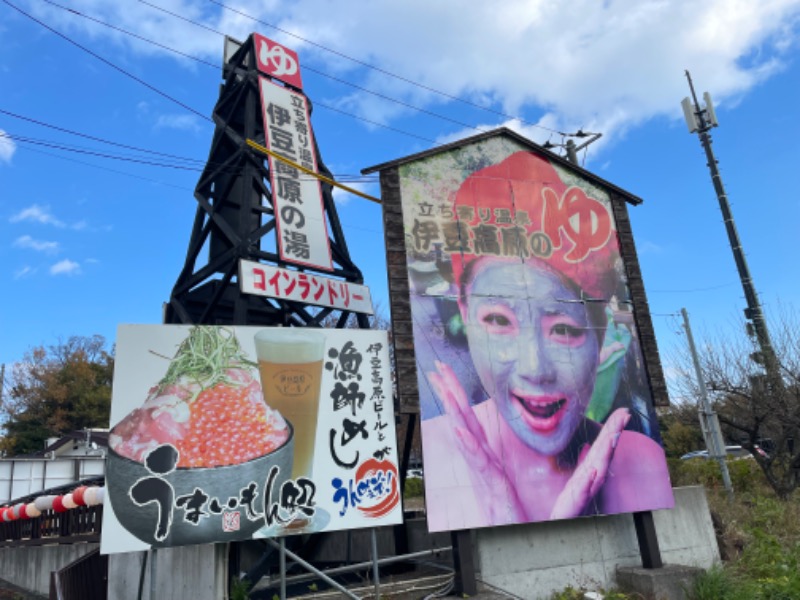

254,329,325,364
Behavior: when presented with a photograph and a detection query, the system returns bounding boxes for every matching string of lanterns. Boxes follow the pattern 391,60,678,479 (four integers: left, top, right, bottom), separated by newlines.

0,485,105,522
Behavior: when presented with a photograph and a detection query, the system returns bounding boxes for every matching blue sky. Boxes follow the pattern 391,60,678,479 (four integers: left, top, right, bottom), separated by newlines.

2,0,800,399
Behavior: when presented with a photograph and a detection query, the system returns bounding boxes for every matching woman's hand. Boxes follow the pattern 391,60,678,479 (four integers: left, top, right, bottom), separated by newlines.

549,408,631,520
428,360,525,524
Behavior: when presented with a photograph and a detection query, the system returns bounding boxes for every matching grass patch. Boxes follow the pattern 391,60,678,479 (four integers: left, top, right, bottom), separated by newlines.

672,459,800,600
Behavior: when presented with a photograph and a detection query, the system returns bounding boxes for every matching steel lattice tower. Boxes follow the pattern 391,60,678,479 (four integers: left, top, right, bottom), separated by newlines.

165,35,369,329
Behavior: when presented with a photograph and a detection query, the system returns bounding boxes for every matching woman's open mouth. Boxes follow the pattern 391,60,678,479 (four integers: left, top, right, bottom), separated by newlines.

513,394,567,432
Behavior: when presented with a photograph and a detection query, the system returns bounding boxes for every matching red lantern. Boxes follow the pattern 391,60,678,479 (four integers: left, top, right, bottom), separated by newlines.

72,486,87,506
52,496,67,513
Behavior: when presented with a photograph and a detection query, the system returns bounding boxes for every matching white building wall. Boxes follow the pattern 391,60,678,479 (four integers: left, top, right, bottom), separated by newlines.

0,457,106,504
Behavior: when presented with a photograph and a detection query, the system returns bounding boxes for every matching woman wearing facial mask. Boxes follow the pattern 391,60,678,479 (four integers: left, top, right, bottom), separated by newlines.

420,151,673,530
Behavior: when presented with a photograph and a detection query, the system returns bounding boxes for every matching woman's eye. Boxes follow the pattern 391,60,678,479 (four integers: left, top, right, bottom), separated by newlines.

552,323,581,337
474,306,517,334
483,313,511,327
549,322,587,344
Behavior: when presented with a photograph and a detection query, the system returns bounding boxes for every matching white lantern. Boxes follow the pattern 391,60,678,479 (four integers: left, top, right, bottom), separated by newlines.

34,496,55,511
83,487,98,506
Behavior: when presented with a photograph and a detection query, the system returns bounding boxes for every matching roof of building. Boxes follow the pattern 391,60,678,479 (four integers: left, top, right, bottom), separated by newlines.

361,127,643,205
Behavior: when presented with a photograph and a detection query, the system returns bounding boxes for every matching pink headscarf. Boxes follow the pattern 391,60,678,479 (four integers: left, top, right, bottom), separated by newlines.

449,151,620,299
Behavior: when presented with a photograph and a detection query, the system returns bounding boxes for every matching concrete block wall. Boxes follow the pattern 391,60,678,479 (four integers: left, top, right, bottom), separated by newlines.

0,486,717,600
107,543,227,600
0,542,99,595
474,486,719,599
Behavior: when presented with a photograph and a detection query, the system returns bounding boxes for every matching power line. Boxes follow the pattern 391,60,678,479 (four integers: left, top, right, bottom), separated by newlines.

132,0,489,135
42,0,220,69
648,282,738,294
29,0,441,144
0,108,205,164
1,129,376,183
2,0,211,122
307,101,436,143
11,139,194,191
1,132,206,171
205,0,561,135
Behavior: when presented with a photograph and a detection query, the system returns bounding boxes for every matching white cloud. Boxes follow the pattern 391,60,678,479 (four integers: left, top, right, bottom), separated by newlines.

154,114,202,132
10,204,65,227
13,235,60,253
50,259,81,276
327,170,380,205
262,0,800,149
13,265,34,279
29,0,800,152
636,240,665,255
0,129,16,163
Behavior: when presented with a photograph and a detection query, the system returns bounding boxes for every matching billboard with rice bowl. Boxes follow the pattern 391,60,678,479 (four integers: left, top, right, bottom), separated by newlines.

101,325,399,554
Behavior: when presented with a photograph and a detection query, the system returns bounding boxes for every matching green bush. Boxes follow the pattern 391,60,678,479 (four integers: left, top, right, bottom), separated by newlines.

230,576,251,600
668,457,722,488
667,456,767,494
727,459,768,494
404,476,424,498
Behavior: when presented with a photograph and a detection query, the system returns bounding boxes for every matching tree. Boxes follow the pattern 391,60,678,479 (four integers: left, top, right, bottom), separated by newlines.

1,335,114,456
658,402,706,459
671,306,800,498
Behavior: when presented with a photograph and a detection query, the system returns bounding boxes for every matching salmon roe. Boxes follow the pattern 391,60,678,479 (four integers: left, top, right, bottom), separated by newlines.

177,383,284,468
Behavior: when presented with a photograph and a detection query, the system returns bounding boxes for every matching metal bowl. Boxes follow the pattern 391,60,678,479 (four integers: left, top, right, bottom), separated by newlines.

106,425,293,548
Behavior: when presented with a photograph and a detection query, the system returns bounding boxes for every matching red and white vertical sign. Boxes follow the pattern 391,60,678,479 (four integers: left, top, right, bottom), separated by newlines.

259,77,333,271
253,33,303,89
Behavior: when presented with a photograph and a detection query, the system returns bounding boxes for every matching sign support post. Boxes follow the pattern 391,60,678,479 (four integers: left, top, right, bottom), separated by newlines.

450,530,477,595
149,548,158,600
371,528,381,598
267,539,361,600
279,538,287,600
633,511,663,569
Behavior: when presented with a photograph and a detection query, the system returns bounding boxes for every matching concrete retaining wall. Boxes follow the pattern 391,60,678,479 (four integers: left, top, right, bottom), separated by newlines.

107,543,227,600
475,486,719,599
0,542,99,594
0,542,226,599
0,486,718,599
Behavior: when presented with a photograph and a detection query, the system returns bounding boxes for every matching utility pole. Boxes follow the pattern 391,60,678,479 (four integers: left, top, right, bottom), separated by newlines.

545,130,602,164
681,308,734,500
681,71,780,387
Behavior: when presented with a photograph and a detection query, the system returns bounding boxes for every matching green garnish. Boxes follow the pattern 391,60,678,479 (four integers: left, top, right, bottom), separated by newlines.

161,326,256,390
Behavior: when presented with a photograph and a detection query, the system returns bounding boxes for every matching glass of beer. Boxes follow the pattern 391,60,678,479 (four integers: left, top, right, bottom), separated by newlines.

254,329,325,482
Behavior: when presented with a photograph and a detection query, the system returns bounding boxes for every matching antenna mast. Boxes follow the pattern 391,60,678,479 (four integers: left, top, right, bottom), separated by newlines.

681,71,779,385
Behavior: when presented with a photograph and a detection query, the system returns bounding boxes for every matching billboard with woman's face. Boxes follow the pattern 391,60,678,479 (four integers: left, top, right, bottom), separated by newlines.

397,138,674,531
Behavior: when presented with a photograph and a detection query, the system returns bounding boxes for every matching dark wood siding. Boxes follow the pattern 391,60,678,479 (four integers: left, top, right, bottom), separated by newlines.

610,192,670,407
380,167,420,413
